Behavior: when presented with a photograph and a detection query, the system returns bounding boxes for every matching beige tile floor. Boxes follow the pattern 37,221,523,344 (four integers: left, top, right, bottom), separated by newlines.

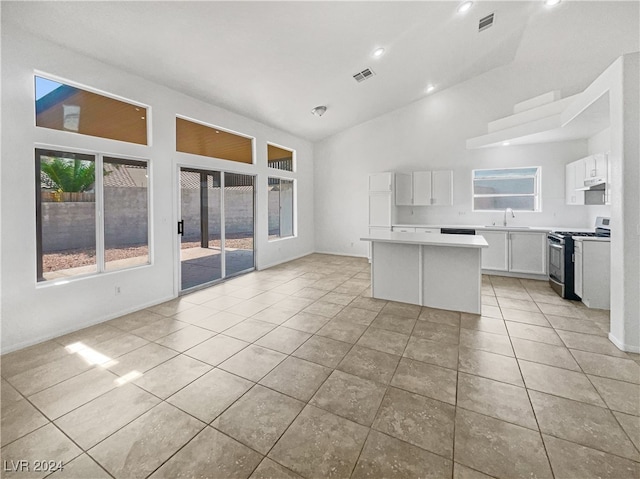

2,253,640,479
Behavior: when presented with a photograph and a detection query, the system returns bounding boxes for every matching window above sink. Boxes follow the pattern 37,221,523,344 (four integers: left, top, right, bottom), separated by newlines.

472,167,541,212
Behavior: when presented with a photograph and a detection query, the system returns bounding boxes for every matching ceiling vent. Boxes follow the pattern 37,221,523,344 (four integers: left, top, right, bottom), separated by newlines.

479,13,494,32
353,68,375,83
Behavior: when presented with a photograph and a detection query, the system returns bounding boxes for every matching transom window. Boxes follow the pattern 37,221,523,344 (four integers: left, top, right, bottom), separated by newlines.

472,167,541,211
176,117,253,164
267,143,294,172
35,76,148,145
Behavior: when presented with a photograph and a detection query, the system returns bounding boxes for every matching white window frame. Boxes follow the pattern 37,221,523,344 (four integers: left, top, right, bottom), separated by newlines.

472,166,542,212
267,176,296,241
266,141,296,173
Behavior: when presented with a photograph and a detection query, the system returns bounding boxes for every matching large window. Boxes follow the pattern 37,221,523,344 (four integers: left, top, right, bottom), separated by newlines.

472,167,541,211
36,148,149,282
176,117,253,164
35,76,148,145
268,178,295,240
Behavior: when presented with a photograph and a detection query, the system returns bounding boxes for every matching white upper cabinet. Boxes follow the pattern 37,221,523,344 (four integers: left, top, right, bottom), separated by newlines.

583,153,607,180
394,170,451,206
431,170,453,206
412,171,433,205
369,172,393,192
394,173,413,206
565,160,585,205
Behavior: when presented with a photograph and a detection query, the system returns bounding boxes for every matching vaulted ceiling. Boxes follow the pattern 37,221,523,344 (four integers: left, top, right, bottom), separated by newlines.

3,1,638,141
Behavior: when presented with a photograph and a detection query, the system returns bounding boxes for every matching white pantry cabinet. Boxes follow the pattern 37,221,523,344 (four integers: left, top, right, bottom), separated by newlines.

369,194,393,227
394,170,452,206
481,230,547,276
509,231,547,275
480,231,509,271
369,172,393,192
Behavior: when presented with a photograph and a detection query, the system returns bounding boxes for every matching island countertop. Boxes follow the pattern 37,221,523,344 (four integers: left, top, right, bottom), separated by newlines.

361,231,489,248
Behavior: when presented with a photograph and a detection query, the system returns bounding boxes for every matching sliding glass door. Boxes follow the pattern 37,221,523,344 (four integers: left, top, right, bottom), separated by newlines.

179,168,254,291
224,173,255,277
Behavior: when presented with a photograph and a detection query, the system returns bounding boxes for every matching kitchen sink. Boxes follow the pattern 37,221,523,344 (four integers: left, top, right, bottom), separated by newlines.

483,225,531,229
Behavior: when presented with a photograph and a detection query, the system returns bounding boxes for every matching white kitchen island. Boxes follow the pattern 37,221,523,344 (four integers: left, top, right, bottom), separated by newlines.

361,231,489,314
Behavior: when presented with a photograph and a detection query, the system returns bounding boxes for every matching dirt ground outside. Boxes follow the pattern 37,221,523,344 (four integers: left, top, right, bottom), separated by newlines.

42,233,255,272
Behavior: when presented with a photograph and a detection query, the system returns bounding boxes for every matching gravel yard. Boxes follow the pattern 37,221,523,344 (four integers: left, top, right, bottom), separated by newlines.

42,234,254,272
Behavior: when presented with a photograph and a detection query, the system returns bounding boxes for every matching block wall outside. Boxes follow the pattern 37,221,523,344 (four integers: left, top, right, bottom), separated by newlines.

42,186,280,252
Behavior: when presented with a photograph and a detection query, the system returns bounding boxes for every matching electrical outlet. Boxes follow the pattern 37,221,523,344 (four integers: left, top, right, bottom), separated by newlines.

115,286,121,295
458,211,466,216
351,242,354,247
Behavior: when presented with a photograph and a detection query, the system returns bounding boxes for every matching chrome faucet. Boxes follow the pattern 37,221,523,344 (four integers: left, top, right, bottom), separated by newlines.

503,208,515,227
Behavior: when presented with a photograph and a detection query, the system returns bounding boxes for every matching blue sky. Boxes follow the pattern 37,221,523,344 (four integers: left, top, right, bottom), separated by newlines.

35,76,63,100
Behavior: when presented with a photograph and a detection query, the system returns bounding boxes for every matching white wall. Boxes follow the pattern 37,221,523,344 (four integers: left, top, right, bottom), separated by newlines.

314,60,609,258
608,54,640,352
0,24,315,352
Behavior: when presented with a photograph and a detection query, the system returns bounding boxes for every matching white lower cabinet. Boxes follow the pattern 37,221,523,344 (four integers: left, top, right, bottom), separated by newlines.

574,240,583,298
481,230,547,276
574,239,610,309
509,232,547,275
480,231,509,271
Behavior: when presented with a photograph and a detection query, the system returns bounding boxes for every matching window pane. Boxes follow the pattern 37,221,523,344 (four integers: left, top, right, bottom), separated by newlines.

473,168,538,179
268,178,280,240
225,173,255,276
267,144,294,171
473,167,540,212
268,178,295,239
37,149,97,281
180,169,222,290
35,76,147,145
474,196,536,211
473,178,535,195
176,117,253,164
104,158,149,271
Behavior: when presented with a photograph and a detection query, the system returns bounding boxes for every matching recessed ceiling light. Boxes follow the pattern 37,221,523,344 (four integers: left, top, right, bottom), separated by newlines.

544,0,561,7
457,1,473,14
502,141,510,146
372,47,385,58
426,84,436,93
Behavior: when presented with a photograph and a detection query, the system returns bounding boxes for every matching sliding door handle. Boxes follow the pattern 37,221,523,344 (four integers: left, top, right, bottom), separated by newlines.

177,220,184,236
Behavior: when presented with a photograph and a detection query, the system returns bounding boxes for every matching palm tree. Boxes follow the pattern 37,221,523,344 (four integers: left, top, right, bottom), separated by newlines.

40,158,95,192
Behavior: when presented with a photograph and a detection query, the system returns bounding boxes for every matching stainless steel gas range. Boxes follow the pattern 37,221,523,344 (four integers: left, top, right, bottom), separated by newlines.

548,217,610,300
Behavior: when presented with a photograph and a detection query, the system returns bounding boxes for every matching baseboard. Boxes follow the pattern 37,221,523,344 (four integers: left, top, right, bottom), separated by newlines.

608,332,640,353
1,293,175,355
258,250,315,271
482,270,548,281
313,250,368,259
